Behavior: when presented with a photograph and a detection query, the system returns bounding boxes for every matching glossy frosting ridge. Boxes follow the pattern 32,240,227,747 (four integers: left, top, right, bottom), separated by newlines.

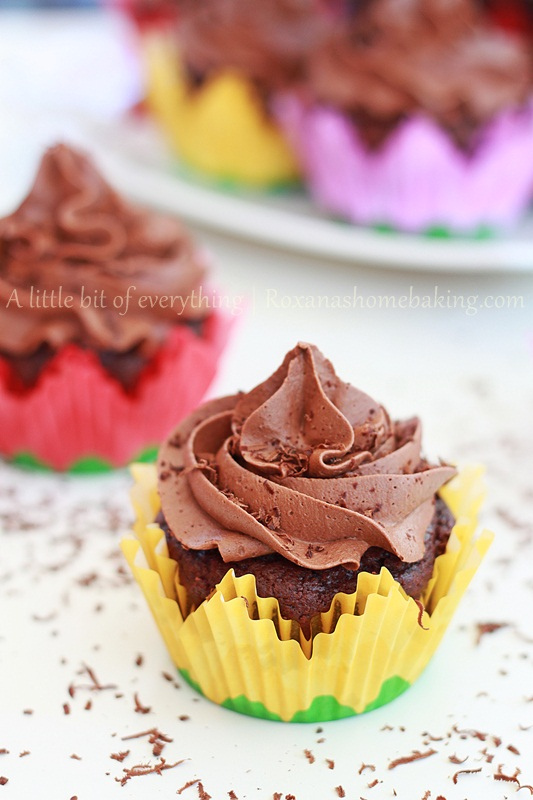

0,144,207,356
158,343,456,570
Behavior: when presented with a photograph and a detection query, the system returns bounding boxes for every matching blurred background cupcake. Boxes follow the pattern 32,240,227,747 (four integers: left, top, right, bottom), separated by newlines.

276,0,533,233
132,0,326,188
0,143,231,471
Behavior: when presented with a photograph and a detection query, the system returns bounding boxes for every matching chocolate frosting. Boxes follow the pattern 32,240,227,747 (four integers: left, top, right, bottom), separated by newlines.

177,0,323,92
158,343,456,570
307,0,533,146
0,144,207,357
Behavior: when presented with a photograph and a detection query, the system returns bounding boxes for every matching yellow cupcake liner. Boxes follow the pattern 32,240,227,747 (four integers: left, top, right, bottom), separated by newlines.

141,31,300,187
122,463,492,722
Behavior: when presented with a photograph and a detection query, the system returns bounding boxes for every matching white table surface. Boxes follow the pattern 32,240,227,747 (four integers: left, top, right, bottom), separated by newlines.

1,8,533,800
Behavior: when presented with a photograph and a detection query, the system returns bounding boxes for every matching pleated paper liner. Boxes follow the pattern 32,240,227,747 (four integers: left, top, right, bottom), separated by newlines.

122,463,492,722
274,94,533,234
141,30,300,188
0,313,230,471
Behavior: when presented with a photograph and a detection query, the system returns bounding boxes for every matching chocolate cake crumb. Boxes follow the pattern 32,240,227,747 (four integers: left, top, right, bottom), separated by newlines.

388,750,437,769
452,768,482,783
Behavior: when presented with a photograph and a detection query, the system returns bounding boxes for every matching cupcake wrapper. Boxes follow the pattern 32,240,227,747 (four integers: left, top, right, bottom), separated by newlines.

122,464,492,722
0,314,231,471
142,31,299,188
275,95,533,232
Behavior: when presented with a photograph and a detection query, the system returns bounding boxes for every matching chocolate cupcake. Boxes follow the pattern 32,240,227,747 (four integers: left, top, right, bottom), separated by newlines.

124,344,492,721
0,143,231,470
276,0,533,232
140,0,324,187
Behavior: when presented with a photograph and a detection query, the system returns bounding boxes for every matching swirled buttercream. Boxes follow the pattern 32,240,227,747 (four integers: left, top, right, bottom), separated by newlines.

307,0,532,148
177,0,322,92
158,343,456,570
0,144,207,357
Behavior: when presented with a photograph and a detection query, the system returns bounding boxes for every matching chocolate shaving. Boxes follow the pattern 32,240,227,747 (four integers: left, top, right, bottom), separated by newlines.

197,783,211,800
368,779,379,788
414,599,429,630
449,754,468,764
388,750,437,769
133,693,151,714
335,788,345,798
507,745,520,755
19,751,30,758
110,751,130,762
228,792,238,799
0,778,8,785
304,749,315,764
70,754,81,760
452,725,488,741
63,703,70,715
453,768,482,783
135,654,144,667
177,779,199,794
0,750,8,755
326,759,335,769
116,757,186,786
494,765,520,783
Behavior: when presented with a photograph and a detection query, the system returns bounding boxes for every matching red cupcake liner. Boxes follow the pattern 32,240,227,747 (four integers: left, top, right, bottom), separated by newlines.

0,313,231,471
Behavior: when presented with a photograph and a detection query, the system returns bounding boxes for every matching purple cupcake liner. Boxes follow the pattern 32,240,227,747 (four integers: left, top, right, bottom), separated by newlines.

275,95,533,233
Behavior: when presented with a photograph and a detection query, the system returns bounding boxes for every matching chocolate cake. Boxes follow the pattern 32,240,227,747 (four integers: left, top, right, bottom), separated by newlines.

161,497,453,637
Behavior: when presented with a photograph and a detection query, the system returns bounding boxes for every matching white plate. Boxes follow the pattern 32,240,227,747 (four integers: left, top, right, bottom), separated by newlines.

92,115,533,274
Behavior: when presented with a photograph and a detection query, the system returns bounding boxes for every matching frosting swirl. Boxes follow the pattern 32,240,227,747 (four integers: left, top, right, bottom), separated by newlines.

0,144,207,357
307,0,533,148
158,343,456,570
177,0,323,93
